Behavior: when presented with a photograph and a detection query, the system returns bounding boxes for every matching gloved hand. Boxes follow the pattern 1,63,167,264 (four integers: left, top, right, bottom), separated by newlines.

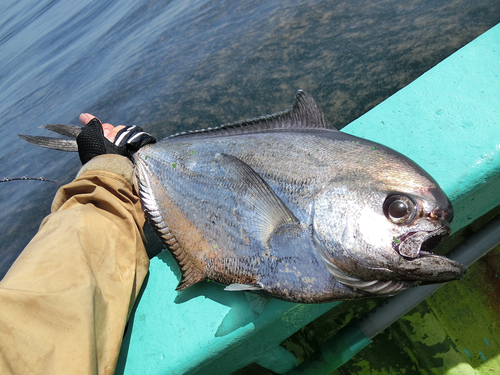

76,118,156,165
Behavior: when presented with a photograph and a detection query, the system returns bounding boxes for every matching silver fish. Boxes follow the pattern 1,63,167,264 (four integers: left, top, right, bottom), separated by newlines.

20,91,467,303
133,91,466,303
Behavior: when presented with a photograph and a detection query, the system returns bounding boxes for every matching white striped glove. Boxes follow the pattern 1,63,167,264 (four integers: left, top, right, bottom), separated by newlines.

76,118,156,165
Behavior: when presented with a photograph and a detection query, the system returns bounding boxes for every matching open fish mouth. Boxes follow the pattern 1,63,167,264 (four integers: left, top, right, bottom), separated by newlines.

393,227,451,259
387,226,467,283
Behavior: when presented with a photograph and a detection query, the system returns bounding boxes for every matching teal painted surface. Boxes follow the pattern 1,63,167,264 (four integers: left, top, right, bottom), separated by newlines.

116,246,340,374
116,24,500,375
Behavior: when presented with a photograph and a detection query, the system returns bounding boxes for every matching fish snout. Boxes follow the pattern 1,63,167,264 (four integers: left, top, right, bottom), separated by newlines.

429,207,454,225
408,252,468,282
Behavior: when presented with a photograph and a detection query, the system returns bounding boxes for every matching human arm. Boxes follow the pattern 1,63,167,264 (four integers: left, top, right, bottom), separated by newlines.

0,116,151,375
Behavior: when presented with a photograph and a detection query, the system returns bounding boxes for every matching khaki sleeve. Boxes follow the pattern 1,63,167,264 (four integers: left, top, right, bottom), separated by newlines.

0,155,150,375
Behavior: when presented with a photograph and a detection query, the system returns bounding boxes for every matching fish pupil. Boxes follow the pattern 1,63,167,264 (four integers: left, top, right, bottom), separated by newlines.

389,201,408,219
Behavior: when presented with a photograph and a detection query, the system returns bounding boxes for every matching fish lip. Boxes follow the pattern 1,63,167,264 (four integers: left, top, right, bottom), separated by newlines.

393,226,451,259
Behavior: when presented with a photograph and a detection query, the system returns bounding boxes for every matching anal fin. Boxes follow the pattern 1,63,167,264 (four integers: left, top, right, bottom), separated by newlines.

175,251,207,291
136,164,207,292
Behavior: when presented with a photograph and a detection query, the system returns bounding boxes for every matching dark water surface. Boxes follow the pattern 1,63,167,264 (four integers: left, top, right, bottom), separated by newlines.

1,0,499,277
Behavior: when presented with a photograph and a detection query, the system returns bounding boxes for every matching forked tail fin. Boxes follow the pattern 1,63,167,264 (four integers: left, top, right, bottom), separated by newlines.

18,124,81,152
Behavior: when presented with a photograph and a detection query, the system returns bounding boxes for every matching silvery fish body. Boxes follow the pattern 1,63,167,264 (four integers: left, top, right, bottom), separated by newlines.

134,91,466,303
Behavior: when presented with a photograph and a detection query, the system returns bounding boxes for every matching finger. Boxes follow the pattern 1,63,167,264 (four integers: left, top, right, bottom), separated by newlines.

107,125,126,142
102,123,114,139
79,113,119,141
79,113,96,125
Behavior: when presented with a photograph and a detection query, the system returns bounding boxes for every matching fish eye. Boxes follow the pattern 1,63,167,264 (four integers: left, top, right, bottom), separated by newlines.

383,194,417,225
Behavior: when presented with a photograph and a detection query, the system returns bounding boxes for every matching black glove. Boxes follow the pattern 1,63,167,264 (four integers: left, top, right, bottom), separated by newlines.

76,118,156,164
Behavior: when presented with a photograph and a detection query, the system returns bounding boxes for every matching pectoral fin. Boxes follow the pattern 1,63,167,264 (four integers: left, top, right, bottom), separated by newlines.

245,292,269,315
215,153,299,244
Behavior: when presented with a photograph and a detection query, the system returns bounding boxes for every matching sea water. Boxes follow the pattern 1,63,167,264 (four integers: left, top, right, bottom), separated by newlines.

1,0,499,277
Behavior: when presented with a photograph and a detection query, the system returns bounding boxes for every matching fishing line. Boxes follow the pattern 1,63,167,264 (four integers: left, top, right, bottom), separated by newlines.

1,176,58,183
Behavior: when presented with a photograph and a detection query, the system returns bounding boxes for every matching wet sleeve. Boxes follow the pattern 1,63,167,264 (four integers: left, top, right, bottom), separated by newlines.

0,155,150,375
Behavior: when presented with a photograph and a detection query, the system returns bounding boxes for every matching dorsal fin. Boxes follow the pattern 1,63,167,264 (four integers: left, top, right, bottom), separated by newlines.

169,90,337,139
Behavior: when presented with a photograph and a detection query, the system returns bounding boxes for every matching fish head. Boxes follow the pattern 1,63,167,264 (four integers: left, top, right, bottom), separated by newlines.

382,188,453,260
313,140,467,293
